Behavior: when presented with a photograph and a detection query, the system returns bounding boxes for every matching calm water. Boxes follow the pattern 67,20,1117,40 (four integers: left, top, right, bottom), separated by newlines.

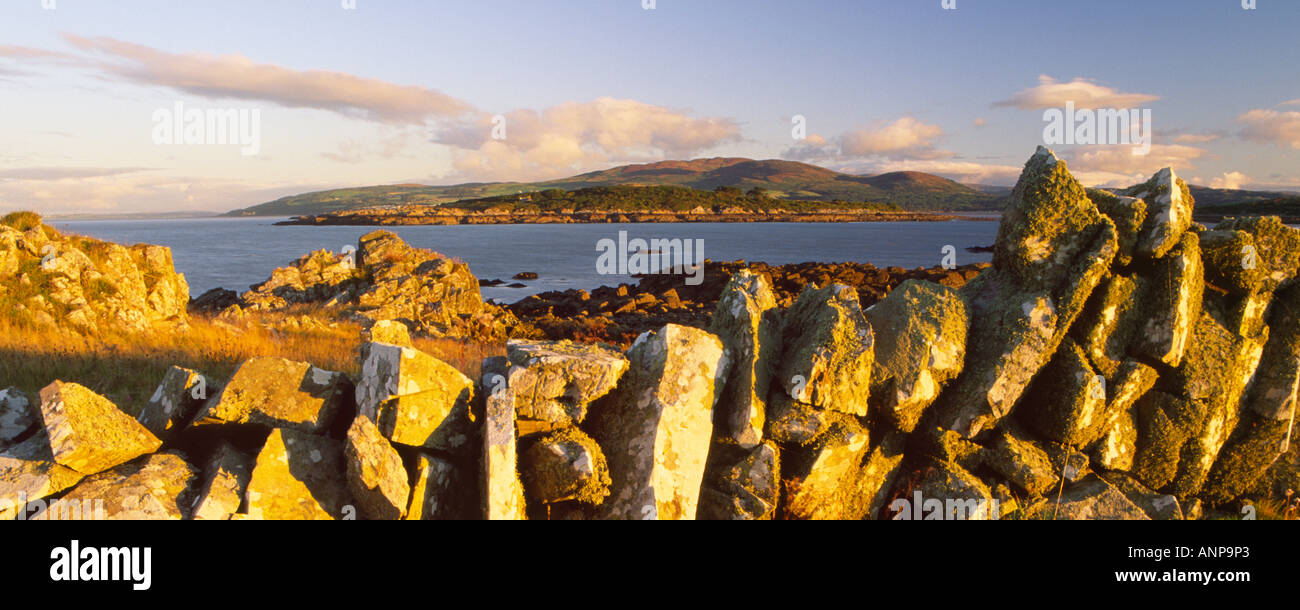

49,217,999,303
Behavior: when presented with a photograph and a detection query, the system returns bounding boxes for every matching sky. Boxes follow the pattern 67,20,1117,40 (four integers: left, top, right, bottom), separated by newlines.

1,0,1298,215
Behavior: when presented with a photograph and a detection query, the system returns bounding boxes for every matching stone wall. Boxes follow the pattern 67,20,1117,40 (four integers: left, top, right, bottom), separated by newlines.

3,147,1298,519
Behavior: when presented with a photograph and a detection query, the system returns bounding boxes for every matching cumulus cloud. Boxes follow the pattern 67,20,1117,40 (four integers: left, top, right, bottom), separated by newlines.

58,34,475,124
973,117,986,127
1209,171,1251,190
994,75,1159,110
1281,99,1300,107
438,98,742,180
1238,109,1300,149
1058,144,1208,187
841,117,943,156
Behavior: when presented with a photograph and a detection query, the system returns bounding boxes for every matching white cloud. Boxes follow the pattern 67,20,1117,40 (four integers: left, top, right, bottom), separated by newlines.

1238,109,1300,149
1173,133,1219,144
994,75,1159,110
1209,171,1250,190
841,117,943,156
1058,144,1208,187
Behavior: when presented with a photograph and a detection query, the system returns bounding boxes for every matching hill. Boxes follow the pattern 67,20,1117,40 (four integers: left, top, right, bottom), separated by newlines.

227,158,1005,217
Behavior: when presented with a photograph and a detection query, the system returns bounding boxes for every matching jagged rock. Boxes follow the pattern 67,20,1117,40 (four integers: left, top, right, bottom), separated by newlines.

1125,167,1194,259
41,452,197,520
1200,230,1262,295
505,339,628,427
931,149,1117,438
363,319,413,347
764,392,847,446
192,358,349,434
1048,476,1149,520
138,366,211,439
784,420,871,520
864,280,969,433
1213,216,1300,293
482,371,526,520
1072,274,1141,377
189,287,240,315
1089,190,1147,267
709,269,782,448
0,387,35,447
776,283,873,416
243,428,352,520
1100,472,1183,520
1132,391,1192,490
356,343,475,451
407,452,473,520
985,427,1060,497
698,441,780,520
1167,310,1267,497
1093,405,1139,472
590,324,728,520
1202,284,1300,502
996,147,1113,293
344,416,410,520
1019,338,1107,446
896,460,997,520
190,442,254,520
855,433,909,519
1131,232,1203,367
0,434,84,520
39,381,161,475
520,427,611,505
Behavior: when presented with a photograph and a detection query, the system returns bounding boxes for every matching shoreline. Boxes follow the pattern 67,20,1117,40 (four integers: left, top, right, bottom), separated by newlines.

273,209,995,226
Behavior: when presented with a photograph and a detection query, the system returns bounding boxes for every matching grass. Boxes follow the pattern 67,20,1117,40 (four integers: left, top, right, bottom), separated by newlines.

2,210,43,232
0,316,503,416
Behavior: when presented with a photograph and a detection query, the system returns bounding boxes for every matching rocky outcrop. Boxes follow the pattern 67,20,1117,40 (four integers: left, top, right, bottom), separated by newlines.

39,381,162,475
191,358,350,435
214,230,519,341
0,212,188,334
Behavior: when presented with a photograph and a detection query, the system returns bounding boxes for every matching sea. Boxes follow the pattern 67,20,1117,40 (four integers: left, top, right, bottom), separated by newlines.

48,217,1000,304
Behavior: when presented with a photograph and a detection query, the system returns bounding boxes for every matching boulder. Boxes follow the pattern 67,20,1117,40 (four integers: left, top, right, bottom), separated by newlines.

363,319,413,347
504,339,628,427
1213,216,1300,293
783,420,871,520
0,433,84,520
1167,311,1268,497
1093,405,1139,472
482,371,526,520
1199,230,1262,295
1047,476,1149,520
1088,190,1147,267
1132,391,1193,490
776,283,873,416
243,428,353,520
697,441,781,520
407,452,474,520
590,324,728,520
190,441,254,520
1130,232,1203,367
1124,167,1194,259
138,366,211,440
1018,338,1107,446
763,392,849,447
1100,472,1184,520
39,381,162,475
520,427,611,505
709,269,782,448
0,387,36,447
41,452,197,520
1071,274,1141,378
897,460,998,520
192,358,350,435
985,427,1060,497
355,343,475,451
864,280,969,434
344,415,411,520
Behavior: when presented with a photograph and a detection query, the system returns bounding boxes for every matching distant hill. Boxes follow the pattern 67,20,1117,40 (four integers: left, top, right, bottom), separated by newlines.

227,158,1006,217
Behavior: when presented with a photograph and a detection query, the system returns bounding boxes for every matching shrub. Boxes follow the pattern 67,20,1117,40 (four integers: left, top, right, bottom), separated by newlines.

2,211,43,232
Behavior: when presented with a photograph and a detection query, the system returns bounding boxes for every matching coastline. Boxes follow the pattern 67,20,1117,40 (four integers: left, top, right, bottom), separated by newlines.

273,208,993,226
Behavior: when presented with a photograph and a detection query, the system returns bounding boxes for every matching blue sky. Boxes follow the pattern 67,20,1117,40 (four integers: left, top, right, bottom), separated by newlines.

2,0,1298,214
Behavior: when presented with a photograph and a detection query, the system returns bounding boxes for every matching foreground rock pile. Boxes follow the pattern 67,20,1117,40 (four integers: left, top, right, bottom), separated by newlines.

0,213,189,333
3,147,1298,519
196,229,521,340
